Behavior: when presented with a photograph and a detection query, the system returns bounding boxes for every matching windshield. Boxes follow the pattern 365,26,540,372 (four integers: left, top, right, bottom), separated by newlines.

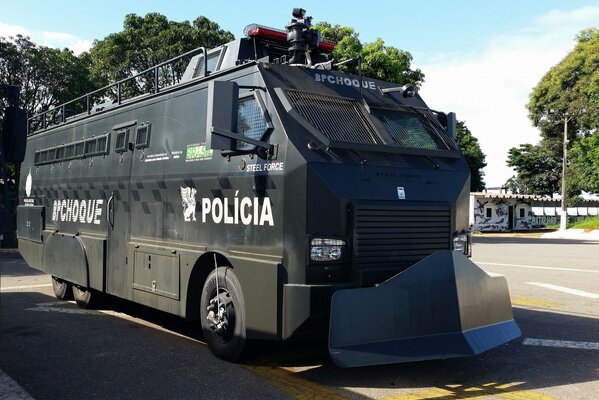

279,89,457,154
371,108,450,151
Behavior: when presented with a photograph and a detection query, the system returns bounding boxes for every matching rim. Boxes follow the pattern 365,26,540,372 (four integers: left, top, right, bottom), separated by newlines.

206,288,236,343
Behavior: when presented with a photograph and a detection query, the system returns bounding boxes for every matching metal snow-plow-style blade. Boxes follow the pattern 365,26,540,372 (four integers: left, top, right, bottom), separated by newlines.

329,251,521,368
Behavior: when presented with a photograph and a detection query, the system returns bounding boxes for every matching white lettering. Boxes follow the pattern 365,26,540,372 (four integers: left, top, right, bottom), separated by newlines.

71,200,79,222
259,198,274,226
60,200,67,221
86,200,95,223
65,199,73,221
240,197,252,225
50,198,103,225
93,200,103,225
79,201,87,223
234,191,239,224
224,198,233,224
201,198,211,223
212,198,223,224
195,196,275,226
253,198,259,225
314,73,377,90
52,200,59,221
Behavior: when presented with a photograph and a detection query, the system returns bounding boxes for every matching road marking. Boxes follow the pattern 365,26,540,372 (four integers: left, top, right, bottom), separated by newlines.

380,382,557,400
526,282,599,299
510,296,565,308
0,369,35,400
475,261,599,274
245,365,346,400
1,283,52,291
523,338,599,350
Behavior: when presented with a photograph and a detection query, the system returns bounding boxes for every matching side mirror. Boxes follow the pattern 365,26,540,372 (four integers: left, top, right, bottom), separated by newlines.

206,80,274,157
206,80,239,151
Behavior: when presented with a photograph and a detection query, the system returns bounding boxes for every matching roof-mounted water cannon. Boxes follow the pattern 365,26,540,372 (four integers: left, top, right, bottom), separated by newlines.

286,8,323,65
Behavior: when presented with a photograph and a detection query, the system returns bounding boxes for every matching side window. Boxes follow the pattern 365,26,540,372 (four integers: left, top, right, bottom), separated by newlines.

485,206,493,218
235,95,268,151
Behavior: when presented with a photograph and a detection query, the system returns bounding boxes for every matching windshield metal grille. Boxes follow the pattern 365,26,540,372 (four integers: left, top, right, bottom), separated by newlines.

373,107,450,151
285,90,383,145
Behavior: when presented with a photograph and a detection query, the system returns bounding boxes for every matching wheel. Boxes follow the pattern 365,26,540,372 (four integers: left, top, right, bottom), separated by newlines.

200,267,247,361
51,276,73,300
72,285,99,309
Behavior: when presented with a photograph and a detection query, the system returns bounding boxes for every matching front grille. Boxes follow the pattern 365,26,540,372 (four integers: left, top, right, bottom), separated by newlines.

353,204,451,278
284,89,383,145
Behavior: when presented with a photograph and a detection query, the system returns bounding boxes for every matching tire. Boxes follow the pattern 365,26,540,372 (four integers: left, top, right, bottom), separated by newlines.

72,285,99,309
200,267,246,362
51,276,73,300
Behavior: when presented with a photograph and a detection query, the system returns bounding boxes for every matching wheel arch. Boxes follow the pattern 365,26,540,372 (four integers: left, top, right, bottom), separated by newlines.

185,251,233,321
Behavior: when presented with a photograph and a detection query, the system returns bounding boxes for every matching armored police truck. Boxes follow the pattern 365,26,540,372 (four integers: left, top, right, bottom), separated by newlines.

17,9,520,367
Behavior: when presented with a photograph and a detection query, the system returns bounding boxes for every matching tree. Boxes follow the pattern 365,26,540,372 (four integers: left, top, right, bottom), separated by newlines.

1,35,96,196
314,22,424,87
456,121,486,191
522,28,599,197
0,35,96,121
90,13,234,98
505,143,561,196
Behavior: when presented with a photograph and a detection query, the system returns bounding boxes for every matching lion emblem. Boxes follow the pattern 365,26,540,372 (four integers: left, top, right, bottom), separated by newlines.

180,187,197,222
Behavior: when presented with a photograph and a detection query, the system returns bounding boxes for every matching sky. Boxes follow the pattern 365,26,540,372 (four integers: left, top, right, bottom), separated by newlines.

1,0,598,187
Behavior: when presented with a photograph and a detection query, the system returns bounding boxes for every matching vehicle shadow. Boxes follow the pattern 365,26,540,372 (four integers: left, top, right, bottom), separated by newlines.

0,251,47,277
242,307,599,399
3,290,598,399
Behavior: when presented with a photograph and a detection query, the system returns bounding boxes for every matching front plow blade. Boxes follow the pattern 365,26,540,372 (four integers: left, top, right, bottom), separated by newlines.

329,251,520,368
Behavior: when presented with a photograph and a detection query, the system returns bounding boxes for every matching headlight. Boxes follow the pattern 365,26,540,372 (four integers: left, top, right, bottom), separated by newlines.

452,232,471,256
310,238,347,262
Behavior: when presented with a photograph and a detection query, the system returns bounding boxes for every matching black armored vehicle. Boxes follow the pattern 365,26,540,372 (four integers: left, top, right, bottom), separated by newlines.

17,8,519,367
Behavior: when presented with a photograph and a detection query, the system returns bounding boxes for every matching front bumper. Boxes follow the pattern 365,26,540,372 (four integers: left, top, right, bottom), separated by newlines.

328,251,521,367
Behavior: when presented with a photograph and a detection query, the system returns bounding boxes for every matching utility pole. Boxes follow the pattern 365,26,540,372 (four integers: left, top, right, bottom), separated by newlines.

560,115,573,231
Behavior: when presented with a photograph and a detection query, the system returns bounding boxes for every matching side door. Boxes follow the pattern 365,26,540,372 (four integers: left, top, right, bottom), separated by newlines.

105,121,136,298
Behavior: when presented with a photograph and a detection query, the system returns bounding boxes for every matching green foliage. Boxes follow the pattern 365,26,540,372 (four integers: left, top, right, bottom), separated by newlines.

527,28,598,139
314,22,424,86
521,28,599,198
90,13,234,98
456,121,486,191
1,35,95,185
571,216,599,230
505,143,561,196
0,35,95,118
569,133,599,193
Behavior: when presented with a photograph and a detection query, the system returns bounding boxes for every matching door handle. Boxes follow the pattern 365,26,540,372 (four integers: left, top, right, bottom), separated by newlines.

107,192,114,229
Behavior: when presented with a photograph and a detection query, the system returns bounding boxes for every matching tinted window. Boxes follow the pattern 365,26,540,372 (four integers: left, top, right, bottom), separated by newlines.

235,96,267,151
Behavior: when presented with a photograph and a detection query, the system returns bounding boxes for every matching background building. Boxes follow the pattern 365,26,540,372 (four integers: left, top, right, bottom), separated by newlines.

470,189,599,232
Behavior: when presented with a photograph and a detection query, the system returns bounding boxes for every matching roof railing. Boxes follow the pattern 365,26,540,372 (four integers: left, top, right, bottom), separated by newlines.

28,46,207,135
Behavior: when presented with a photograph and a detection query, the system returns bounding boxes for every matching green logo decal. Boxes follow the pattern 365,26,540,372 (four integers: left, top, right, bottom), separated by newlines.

186,144,213,161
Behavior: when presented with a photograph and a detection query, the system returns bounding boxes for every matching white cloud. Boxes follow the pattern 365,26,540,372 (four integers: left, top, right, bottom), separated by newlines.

39,31,93,54
417,4,599,188
0,21,32,38
0,24,92,55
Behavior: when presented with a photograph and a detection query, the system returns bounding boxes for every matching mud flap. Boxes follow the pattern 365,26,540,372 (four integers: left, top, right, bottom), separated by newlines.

329,251,521,368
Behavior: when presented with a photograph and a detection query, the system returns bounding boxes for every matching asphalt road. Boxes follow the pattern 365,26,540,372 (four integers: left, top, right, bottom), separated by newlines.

1,236,598,400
